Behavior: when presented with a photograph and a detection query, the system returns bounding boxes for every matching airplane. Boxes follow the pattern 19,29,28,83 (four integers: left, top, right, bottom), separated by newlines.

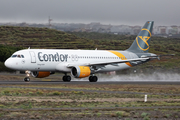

4,21,158,82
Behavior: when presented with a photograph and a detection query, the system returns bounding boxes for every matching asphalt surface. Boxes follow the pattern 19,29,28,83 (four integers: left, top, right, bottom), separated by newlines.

0,80,180,85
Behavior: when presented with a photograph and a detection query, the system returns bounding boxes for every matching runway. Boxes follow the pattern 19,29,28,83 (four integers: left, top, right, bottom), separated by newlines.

0,80,180,85
1,81,180,96
0,72,180,85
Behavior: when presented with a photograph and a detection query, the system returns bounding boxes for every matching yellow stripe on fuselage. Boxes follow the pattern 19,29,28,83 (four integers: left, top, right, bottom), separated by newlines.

108,51,132,67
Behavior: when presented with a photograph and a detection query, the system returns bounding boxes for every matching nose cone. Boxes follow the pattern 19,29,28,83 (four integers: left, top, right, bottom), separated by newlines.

4,58,13,69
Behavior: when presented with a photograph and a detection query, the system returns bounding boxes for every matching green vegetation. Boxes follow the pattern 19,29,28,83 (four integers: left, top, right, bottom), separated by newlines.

0,26,94,49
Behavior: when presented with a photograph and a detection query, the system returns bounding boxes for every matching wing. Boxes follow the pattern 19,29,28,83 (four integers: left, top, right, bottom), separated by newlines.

67,57,149,67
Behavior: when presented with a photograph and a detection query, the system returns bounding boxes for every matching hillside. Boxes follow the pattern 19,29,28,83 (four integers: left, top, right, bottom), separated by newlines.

1,26,180,55
0,26,95,49
68,32,180,55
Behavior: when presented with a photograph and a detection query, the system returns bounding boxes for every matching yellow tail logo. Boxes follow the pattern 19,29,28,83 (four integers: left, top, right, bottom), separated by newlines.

136,28,151,51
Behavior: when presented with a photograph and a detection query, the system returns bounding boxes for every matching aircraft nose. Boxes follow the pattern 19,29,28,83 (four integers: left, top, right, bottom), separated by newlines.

4,58,13,69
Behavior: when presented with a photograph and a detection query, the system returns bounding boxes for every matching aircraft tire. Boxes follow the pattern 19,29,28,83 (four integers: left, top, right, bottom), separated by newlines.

89,76,98,82
89,76,93,81
66,75,71,82
62,76,66,81
24,77,30,82
63,76,71,82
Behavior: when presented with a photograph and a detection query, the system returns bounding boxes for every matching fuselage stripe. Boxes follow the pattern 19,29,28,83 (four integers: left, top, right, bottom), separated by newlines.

108,51,132,67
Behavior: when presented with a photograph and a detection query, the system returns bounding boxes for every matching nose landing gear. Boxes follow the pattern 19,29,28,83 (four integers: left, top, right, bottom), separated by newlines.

24,71,31,82
24,77,30,82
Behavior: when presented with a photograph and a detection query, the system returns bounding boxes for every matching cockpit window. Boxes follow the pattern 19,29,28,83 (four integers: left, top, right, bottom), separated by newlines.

11,55,17,58
11,54,25,58
17,55,21,58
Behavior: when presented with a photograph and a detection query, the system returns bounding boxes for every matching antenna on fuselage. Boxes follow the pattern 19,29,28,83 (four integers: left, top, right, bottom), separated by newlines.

28,47,30,49
95,48,97,50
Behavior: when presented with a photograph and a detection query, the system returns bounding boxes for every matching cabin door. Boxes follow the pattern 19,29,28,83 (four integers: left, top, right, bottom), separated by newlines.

29,51,36,63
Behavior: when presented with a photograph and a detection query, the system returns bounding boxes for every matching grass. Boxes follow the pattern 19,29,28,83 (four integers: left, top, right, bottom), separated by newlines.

1,82,180,95
0,83,180,119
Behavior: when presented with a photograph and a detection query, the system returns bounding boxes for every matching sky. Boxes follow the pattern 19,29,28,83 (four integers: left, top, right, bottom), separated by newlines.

0,0,180,26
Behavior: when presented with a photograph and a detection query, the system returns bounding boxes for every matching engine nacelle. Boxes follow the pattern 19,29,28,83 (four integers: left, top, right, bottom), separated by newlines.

31,71,52,78
71,66,91,78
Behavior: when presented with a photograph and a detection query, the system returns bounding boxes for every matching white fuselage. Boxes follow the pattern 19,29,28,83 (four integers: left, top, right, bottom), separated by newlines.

5,49,138,73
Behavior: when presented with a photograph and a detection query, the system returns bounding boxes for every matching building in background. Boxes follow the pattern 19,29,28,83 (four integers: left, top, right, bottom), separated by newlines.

1,22,180,38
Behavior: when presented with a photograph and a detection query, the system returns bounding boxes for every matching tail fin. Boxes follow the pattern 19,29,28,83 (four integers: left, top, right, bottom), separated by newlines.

127,21,154,53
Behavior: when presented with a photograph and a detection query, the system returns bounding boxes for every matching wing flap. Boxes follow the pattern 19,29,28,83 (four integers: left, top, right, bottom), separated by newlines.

88,57,149,66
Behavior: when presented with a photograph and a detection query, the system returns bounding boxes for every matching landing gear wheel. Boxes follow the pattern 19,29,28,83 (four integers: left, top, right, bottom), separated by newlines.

89,76,93,81
89,76,98,82
63,75,71,82
24,77,30,82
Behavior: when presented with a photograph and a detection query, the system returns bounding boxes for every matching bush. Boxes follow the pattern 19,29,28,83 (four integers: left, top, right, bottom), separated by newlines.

0,104,5,108
96,113,101,117
116,111,124,118
3,90,10,94
53,91,61,95
36,91,43,95
141,112,149,117
143,116,150,120
72,91,84,94
28,92,34,95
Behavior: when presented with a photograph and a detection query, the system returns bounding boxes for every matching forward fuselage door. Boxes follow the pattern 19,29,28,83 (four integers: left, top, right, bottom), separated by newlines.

29,51,36,63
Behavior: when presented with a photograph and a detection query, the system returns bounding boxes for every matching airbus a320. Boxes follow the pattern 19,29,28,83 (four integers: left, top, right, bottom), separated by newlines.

5,21,158,82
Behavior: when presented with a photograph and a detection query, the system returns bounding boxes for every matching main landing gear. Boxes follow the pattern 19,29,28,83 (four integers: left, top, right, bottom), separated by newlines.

63,73,71,82
89,76,98,82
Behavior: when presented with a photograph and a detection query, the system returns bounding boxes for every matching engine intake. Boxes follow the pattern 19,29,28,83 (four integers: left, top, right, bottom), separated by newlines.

71,66,91,78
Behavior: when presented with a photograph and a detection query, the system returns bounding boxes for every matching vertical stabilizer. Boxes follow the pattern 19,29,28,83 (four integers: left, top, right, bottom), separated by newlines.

127,21,154,53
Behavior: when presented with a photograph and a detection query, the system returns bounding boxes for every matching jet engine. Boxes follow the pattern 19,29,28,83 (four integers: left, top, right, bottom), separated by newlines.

31,71,54,78
71,66,91,78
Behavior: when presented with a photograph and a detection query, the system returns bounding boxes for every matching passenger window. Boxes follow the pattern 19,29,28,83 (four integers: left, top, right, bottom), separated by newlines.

21,55,24,58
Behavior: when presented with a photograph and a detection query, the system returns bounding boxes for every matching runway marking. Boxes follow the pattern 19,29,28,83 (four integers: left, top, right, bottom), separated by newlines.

41,79,52,81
